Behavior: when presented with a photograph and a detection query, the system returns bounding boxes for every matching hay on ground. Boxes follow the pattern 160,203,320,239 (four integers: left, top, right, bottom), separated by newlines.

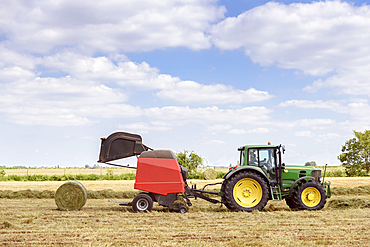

328,198,370,209
202,169,217,180
55,180,87,211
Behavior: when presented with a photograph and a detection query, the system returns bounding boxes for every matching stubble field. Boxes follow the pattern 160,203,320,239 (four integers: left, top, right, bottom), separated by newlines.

1,176,370,246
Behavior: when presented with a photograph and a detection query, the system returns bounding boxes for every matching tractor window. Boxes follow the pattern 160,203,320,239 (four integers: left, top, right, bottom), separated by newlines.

247,148,276,183
259,148,276,183
248,149,258,166
239,150,245,166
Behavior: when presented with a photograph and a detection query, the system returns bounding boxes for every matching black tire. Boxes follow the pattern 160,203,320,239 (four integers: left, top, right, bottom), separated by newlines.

221,178,233,210
285,198,299,209
132,193,153,212
222,171,269,212
293,181,327,210
178,206,188,214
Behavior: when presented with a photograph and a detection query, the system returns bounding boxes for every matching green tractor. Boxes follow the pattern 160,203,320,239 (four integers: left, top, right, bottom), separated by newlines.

221,144,331,211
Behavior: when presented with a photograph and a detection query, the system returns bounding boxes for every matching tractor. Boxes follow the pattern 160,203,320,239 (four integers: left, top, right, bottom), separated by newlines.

98,132,331,213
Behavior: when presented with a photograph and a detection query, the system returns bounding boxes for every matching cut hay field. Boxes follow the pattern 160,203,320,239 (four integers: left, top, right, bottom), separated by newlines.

1,178,370,246
1,197,370,246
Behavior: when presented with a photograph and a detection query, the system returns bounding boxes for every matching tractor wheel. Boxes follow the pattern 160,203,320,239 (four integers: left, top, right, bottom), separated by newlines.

221,178,233,210
132,193,153,212
285,198,299,209
293,181,327,210
222,171,269,212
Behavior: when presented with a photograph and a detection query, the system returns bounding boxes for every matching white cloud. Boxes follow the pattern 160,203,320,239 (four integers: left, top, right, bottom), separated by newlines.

279,99,370,124
145,106,272,125
0,76,130,125
42,52,274,105
211,1,370,96
156,81,273,104
228,128,270,134
0,45,38,69
0,66,36,82
1,0,225,53
304,65,370,95
206,125,232,131
211,1,370,74
209,140,226,145
288,119,336,130
295,131,312,137
118,122,172,134
278,100,342,110
43,52,179,90
228,129,248,134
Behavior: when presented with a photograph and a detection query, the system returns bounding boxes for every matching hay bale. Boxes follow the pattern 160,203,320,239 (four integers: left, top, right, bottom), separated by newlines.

55,180,87,211
202,168,217,180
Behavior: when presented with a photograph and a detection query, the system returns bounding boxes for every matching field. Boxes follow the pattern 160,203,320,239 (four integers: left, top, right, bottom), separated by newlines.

1,177,370,246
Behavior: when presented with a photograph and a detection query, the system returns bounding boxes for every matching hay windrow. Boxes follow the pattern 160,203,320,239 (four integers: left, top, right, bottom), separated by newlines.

331,185,370,195
55,180,87,211
328,198,370,209
203,169,217,180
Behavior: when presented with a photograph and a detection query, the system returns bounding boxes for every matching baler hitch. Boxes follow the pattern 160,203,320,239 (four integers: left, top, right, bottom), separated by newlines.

185,184,222,204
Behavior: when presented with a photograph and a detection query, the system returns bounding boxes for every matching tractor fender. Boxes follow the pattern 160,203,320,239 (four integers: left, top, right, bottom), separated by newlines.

288,176,315,198
223,167,269,184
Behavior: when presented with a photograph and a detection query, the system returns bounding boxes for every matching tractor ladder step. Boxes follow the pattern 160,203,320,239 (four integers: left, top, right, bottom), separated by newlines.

270,186,282,201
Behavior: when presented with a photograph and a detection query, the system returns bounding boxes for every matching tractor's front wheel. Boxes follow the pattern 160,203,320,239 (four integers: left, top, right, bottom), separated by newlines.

293,181,327,210
222,171,269,212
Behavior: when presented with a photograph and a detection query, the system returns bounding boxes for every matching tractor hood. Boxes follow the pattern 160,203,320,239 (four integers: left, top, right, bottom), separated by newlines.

98,132,150,163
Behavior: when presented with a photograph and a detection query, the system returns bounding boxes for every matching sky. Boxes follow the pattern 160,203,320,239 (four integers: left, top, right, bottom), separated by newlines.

1,0,370,168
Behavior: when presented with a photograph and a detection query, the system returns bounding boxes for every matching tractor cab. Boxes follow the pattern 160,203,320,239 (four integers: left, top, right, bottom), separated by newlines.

237,144,285,188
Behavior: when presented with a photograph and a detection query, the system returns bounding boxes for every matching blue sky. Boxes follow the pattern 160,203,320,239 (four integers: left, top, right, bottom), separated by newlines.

1,0,370,168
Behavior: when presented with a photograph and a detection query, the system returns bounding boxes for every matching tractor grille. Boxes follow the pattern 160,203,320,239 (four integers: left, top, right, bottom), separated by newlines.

311,170,321,182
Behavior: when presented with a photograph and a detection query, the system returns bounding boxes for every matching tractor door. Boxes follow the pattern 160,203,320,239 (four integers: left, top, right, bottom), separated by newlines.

247,148,277,184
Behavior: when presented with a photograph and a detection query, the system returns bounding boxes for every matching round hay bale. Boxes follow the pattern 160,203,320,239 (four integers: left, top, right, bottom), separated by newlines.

202,168,217,180
55,180,87,211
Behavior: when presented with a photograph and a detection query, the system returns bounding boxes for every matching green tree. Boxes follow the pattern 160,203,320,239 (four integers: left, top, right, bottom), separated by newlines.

305,161,317,167
338,130,370,176
0,169,5,177
176,150,204,174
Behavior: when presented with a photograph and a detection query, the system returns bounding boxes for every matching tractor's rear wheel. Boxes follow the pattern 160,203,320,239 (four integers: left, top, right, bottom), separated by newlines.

222,171,269,212
293,181,326,210
132,193,153,212
221,179,233,210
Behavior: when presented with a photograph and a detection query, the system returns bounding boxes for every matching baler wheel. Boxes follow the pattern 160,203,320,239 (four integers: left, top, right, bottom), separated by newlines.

178,206,188,214
293,181,326,210
132,193,153,212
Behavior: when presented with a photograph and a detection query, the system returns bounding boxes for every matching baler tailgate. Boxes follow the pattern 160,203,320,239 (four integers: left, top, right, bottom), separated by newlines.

98,132,150,163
